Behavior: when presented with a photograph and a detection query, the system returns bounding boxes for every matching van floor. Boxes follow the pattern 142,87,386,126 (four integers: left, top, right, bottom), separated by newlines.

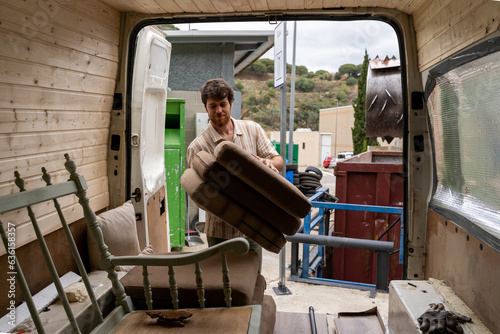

184,232,389,334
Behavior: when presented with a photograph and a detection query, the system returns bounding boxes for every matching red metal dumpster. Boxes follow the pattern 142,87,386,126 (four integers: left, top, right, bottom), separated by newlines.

327,150,403,285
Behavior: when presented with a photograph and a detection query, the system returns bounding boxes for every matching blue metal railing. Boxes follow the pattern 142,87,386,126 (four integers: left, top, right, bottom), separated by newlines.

288,187,403,293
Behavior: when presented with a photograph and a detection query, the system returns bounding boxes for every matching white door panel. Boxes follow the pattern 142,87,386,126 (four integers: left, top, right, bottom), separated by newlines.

131,26,171,250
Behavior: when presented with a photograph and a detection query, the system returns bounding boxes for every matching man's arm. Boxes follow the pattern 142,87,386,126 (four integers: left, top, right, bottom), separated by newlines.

269,155,284,172
253,154,284,173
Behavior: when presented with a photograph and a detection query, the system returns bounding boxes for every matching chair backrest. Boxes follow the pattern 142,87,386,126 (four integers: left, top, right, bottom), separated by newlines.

0,154,111,334
0,154,250,334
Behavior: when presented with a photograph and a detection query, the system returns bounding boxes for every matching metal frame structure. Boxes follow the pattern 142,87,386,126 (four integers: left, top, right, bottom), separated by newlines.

287,187,403,296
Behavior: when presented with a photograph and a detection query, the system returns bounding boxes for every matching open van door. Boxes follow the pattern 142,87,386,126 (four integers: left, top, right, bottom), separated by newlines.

130,26,171,252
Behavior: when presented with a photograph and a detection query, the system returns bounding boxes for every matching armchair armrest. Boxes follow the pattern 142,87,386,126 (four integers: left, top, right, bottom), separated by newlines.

109,237,249,267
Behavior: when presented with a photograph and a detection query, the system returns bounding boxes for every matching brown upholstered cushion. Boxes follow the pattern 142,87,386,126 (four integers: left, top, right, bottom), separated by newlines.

214,141,311,218
180,168,286,253
87,200,141,270
192,151,301,235
120,251,260,309
250,274,267,306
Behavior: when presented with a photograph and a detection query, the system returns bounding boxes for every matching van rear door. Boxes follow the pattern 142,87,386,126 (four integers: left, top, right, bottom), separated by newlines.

130,26,171,252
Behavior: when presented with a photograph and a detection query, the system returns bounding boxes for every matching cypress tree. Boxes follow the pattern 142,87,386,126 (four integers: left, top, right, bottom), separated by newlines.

351,49,378,154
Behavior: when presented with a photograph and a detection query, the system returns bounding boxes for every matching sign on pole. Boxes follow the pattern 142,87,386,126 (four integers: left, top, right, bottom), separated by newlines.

274,22,286,89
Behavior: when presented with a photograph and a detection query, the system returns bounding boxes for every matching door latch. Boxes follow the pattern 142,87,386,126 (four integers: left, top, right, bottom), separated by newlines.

131,188,141,202
131,133,140,147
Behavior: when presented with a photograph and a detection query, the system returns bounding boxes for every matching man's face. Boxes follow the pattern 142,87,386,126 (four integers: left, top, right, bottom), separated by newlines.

205,97,232,128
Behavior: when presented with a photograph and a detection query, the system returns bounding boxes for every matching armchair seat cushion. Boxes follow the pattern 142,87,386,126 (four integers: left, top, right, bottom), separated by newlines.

214,141,311,218
120,251,260,309
180,168,286,253
192,151,301,235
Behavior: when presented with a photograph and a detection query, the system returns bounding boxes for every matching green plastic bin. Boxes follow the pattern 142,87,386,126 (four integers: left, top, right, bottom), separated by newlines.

164,98,186,249
272,141,299,164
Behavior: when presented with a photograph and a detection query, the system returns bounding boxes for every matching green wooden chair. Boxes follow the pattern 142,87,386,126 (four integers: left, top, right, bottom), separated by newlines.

0,154,261,333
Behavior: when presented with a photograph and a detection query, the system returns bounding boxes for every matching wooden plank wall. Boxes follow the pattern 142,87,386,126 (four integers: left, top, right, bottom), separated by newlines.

0,0,121,255
426,210,500,333
412,0,500,71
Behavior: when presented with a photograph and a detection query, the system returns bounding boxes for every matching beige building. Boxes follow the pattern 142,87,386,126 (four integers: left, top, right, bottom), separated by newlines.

320,105,403,158
270,130,322,167
319,105,355,157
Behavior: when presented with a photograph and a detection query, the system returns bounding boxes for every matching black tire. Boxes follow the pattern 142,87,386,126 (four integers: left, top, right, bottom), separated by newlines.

286,164,298,171
298,172,321,180
299,175,321,182
305,166,323,179
301,181,322,188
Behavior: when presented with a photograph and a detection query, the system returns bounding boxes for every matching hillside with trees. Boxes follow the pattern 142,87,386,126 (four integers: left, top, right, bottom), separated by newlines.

235,58,362,132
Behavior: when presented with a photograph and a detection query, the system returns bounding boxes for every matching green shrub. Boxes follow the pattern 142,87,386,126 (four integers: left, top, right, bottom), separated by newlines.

346,77,358,86
266,79,274,87
235,79,244,91
315,70,332,81
341,83,351,94
296,76,315,92
337,90,347,100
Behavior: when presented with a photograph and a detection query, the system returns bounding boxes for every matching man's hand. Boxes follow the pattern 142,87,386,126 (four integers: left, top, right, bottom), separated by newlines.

417,303,471,333
252,154,279,173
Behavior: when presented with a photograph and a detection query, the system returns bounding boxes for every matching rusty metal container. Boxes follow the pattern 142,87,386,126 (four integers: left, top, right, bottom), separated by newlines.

327,150,403,285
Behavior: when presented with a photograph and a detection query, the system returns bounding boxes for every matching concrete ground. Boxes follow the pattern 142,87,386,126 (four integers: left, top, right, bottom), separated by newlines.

184,166,390,333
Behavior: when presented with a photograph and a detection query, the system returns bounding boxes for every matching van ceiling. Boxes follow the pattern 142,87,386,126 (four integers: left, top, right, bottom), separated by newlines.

99,0,425,15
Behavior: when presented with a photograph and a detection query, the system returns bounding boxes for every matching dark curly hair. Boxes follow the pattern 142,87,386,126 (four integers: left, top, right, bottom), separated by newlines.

200,79,234,106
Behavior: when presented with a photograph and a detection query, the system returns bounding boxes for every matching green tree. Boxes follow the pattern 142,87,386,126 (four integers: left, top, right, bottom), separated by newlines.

260,58,274,73
338,63,360,78
296,65,308,76
249,60,267,76
351,50,378,154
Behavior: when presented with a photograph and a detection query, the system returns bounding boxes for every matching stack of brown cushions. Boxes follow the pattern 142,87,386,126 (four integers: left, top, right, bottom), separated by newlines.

180,141,311,253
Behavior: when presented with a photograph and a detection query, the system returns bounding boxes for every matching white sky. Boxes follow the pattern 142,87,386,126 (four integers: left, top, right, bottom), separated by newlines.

174,20,399,73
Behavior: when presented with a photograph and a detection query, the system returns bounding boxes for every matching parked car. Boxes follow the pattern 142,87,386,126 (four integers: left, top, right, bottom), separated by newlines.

323,156,336,168
329,152,354,168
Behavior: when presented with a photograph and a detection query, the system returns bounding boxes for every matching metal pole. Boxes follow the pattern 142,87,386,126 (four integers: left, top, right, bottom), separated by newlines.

285,233,394,252
288,21,297,164
309,306,318,334
334,99,338,157
275,21,291,296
